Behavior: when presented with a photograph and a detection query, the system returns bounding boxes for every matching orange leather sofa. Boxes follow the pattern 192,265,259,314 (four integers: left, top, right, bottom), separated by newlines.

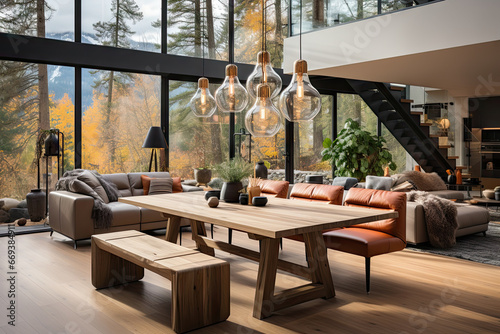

323,187,407,293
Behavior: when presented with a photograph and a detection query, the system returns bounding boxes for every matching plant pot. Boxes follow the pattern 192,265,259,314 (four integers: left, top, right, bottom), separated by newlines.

26,189,46,222
255,161,268,179
221,182,243,203
194,168,212,185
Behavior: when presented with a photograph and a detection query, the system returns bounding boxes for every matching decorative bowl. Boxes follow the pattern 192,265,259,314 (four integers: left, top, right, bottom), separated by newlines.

483,189,495,199
252,196,268,206
205,190,221,201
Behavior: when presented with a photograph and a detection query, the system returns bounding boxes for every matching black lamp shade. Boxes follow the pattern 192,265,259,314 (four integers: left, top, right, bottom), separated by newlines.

142,126,168,149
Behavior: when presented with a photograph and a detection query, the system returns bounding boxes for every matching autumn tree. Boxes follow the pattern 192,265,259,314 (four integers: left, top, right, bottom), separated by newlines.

92,0,143,169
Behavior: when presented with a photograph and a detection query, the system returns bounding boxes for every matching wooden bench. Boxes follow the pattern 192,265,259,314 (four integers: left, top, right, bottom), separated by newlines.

91,230,230,333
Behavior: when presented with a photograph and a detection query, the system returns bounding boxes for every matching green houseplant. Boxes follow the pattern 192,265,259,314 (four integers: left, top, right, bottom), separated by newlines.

214,158,253,202
321,118,396,180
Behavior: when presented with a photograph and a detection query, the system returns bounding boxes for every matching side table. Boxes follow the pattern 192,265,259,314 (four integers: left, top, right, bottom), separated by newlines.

447,183,483,198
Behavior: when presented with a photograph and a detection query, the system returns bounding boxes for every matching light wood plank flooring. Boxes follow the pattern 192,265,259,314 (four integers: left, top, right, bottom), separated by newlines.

0,227,499,334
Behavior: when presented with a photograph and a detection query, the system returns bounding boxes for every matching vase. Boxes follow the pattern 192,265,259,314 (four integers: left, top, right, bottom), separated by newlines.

194,168,212,186
26,189,46,222
447,174,456,185
456,169,462,185
255,161,268,179
44,131,59,156
495,191,500,201
221,182,243,203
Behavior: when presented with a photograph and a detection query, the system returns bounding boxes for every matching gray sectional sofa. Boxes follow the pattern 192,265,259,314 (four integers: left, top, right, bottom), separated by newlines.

49,172,201,248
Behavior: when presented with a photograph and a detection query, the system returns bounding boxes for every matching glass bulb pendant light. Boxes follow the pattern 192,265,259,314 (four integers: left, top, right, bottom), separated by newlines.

247,52,282,100
279,59,321,122
278,0,321,122
189,77,217,117
189,12,217,117
245,83,282,137
215,64,249,113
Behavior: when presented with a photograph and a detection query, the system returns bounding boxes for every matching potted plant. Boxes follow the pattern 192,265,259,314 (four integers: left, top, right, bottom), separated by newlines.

321,118,396,181
214,157,253,202
194,167,212,186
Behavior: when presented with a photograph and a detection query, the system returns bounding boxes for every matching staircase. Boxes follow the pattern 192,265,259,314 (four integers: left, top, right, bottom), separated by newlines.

347,79,456,179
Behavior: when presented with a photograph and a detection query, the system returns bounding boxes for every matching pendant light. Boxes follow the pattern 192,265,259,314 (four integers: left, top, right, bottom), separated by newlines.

215,64,248,113
245,83,282,137
246,0,282,99
189,12,217,117
278,0,321,122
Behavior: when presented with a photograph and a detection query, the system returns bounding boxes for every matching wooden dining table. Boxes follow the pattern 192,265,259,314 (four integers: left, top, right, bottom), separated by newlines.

119,191,398,319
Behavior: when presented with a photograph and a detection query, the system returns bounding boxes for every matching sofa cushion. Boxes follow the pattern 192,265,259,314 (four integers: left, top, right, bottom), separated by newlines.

455,204,490,229
128,172,171,196
366,176,393,191
428,190,465,201
173,177,183,193
149,178,173,195
77,170,109,203
332,177,358,190
106,202,141,227
103,173,132,197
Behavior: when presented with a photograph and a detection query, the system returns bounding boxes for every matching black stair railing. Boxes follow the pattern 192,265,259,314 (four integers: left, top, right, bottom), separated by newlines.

347,79,454,178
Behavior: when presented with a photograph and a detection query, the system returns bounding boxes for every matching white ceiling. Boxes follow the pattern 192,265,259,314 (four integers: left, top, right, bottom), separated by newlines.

308,40,500,98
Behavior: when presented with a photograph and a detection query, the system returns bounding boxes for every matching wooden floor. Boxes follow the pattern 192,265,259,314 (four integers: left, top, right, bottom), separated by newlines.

1,227,499,334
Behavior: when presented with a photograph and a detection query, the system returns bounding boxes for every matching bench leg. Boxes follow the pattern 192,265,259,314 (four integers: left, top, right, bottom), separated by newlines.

171,264,230,333
91,241,144,289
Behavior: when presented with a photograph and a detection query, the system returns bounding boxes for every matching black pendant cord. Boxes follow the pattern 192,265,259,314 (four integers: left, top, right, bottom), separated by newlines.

202,3,205,77
299,0,302,60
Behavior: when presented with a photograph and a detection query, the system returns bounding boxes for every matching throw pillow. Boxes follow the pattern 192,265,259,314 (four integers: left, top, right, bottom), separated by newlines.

391,180,416,192
148,178,173,195
172,177,183,193
365,176,393,191
332,177,358,190
77,170,109,203
141,175,152,195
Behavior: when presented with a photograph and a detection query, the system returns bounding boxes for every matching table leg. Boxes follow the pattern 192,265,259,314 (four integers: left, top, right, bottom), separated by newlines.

191,220,215,256
253,238,280,319
165,216,181,243
303,231,335,299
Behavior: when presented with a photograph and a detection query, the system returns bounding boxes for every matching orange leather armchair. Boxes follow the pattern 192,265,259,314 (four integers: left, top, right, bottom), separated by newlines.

323,187,407,293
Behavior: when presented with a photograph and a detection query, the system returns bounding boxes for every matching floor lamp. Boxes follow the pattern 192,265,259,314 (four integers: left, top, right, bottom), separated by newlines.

142,126,168,172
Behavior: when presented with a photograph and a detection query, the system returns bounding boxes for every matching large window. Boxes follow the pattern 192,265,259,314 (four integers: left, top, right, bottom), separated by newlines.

168,80,228,179
167,0,228,60
294,95,333,181
82,69,160,173
83,0,160,52
0,60,74,200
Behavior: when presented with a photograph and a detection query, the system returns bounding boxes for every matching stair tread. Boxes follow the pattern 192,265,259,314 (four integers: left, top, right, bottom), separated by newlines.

455,166,468,170
462,173,472,178
410,111,423,115
390,85,405,91
448,156,459,159
439,145,452,148
400,99,414,103
420,122,433,126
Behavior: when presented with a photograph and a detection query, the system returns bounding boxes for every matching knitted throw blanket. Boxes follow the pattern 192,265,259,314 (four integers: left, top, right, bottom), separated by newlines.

56,169,119,229
407,190,458,248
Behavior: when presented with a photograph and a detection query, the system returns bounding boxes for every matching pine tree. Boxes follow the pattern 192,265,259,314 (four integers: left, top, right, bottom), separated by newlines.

92,0,143,169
